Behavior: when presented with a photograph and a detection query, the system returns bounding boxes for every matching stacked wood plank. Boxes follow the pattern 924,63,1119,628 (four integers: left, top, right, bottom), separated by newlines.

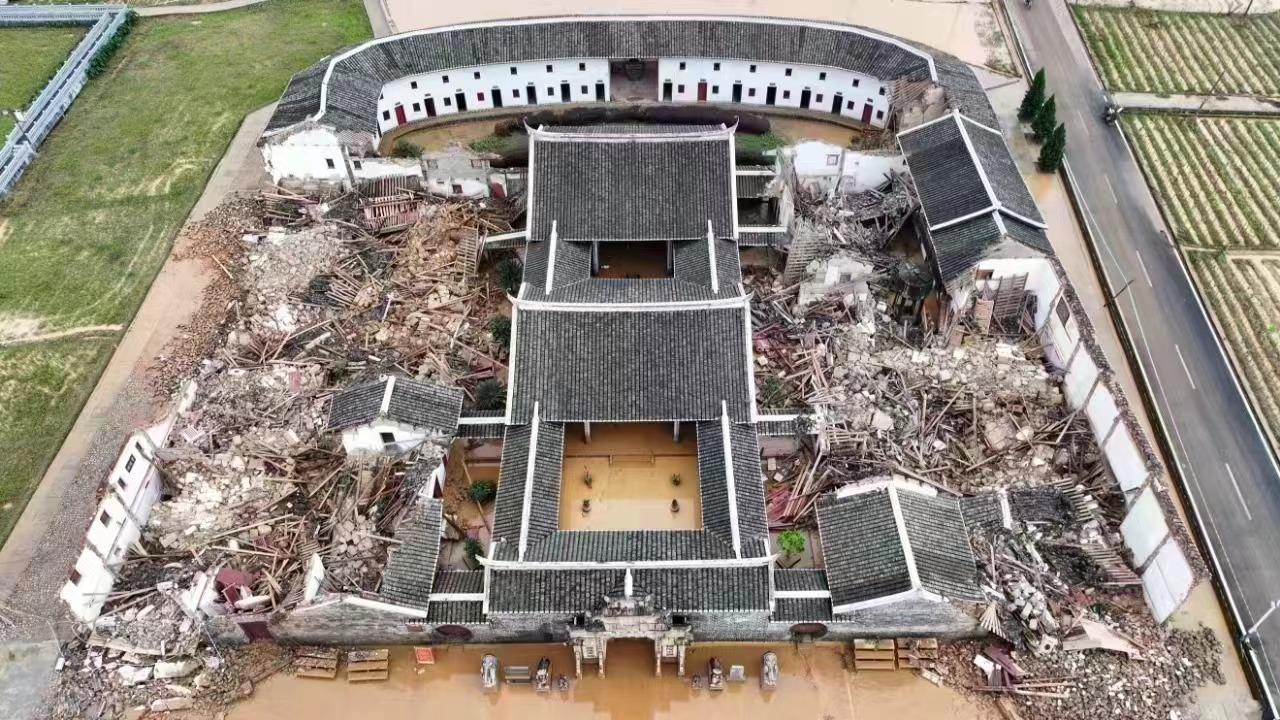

346,649,391,682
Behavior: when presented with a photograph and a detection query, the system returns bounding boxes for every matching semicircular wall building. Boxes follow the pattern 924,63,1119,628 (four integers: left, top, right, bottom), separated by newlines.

259,15,995,185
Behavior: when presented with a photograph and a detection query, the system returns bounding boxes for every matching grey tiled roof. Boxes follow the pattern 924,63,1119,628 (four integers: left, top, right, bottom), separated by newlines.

900,117,990,228
326,376,464,433
433,570,485,594
775,568,829,591
509,304,753,423
543,124,727,134
817,489,913,607
530,131,735,243
961,115,1042,224
773,597,834,621
525,530,734,561
523,235,741,303
426,601,486,624
896,490,982,601
326,380,384,431
737,230,789,248
379,498,443,609
487,566,770,613
695,420,770,553
960,492,1004,533
1002,214,1052,255
925,213,1003,283
491,420,565,547
266,17,985,136
1008,487,1070,524
454,422,506,440
736,173,775,198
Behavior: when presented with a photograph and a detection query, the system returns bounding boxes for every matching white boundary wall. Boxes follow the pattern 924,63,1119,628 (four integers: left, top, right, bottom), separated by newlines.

0,5,129,198
60,382,196,622
972,257,1195,622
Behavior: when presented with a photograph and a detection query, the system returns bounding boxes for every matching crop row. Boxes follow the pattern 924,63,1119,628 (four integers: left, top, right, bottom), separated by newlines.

1124,114,1280,249
1074,6,1280,96
1189,253,1280,437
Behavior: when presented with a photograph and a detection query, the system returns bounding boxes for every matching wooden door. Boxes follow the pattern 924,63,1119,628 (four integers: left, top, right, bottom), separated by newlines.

394,104,407,125
861,104,873,123
697,81,708,102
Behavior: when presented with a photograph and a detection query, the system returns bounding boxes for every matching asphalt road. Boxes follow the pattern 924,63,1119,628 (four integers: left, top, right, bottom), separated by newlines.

1005,0,1280,712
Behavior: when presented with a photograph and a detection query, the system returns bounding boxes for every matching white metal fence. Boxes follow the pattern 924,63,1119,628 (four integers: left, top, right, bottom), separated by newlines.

0,5,130,198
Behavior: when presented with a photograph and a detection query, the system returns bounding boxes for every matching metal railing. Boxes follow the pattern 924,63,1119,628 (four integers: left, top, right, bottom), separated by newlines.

0,5,130,198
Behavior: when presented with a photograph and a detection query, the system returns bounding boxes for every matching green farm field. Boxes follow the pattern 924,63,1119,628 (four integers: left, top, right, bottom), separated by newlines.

0,0,371,546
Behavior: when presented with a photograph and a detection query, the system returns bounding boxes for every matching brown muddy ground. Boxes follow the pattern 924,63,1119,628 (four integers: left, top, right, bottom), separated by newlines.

230,643,995,720
381,0,1010,70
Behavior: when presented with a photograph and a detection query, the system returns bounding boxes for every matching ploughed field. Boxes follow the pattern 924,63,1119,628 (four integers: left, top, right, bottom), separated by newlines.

1123,113,1280,438
0,0,371,546
1073,6,1280,97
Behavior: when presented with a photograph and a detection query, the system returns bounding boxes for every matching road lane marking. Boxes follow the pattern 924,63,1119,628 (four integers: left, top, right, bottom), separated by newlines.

1225,463,1253,521
1104,175,1118,205
1135,250,1153,287
1175,344,1197,390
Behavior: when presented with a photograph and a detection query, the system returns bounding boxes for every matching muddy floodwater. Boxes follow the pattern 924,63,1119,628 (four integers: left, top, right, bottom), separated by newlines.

231,643,992,719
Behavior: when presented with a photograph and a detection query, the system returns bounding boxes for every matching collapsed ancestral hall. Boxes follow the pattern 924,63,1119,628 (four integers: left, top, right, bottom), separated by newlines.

58,17,1079,675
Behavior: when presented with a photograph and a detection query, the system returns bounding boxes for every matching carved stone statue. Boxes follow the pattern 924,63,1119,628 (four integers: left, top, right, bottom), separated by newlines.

534,657,552,692
481,654,498,692
707,657,725,691
761,651,779,690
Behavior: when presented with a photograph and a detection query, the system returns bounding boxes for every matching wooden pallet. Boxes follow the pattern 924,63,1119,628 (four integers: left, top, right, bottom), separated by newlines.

852,639,898,671
294,647,339,679
895,638,939,669
346,649,390,683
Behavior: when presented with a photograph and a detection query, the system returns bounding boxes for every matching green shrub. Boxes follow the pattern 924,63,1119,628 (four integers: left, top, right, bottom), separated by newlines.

1037,123,1067,172
391,140,420,158
778,529,806,557
468,480,496,504
1032,95,1058,141
464,537,484,568
1019,69,1046,122
86,11,136,79
489,315,512,349
496,257,523,295
474,379,505,411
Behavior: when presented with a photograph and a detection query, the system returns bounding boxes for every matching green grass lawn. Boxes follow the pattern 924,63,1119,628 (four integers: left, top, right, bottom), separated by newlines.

0,0,370,546
1074,6,1280,96
0,115,15,140
0,26,86,111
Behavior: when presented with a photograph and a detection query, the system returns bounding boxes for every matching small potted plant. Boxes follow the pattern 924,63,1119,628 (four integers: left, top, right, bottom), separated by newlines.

583,472,593,488
671,473,682,487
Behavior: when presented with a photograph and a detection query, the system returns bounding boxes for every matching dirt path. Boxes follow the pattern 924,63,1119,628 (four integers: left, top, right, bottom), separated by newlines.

135,0,269,17
0,103,272,632
0,324,123,348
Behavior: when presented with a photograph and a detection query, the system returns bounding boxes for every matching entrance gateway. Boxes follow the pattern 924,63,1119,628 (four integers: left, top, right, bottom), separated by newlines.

568,585,693,678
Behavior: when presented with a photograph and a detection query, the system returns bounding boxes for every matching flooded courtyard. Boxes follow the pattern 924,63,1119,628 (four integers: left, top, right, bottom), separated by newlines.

231,643,993,720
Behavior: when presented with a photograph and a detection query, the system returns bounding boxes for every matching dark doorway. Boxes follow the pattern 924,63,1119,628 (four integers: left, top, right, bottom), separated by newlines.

662,80,672,101
831,93,843,115
595,81,606,101
800,89,811,109
732,82,742,103
861,104,873,123
455,92,468,112
527,83,538,104
394,104,407,125
560,82,571,102
765,85,777,105
238,620,273,642
425,96,436,117
492,88,503,108
697,81,708,102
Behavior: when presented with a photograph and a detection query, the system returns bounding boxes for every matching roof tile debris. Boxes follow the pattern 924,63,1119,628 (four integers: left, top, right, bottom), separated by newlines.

379,497,443,609
326,376,463,434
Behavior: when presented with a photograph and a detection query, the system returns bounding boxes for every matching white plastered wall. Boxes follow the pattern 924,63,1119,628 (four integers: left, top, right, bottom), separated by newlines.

262,125,350,186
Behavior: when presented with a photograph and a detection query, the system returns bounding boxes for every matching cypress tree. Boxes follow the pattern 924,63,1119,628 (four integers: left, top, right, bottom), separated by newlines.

1032,95,1057,141
1018,69,1046,122
1038,123,1067,172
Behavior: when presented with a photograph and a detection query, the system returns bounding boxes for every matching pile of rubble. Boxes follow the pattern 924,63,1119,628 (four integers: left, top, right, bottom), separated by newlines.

936,621,1224,720
61,185,518,717
752,266,1104,523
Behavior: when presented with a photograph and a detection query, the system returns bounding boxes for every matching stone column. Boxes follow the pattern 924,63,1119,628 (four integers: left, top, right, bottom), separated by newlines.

655,642,663,677
677,645,686,677
598,638,608,678
573,642,583,679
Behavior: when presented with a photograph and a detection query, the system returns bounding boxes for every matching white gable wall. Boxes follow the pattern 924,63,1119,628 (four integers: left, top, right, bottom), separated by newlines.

262,125,350,186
